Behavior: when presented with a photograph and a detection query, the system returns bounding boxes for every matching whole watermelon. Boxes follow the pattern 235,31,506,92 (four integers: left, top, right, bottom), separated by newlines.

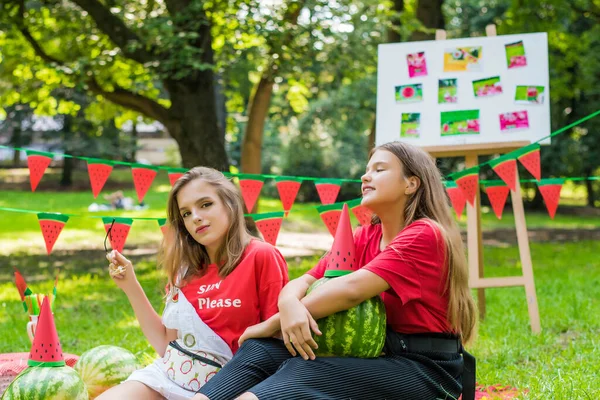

73,345,139,398
2,365,88,400
307,277,386,358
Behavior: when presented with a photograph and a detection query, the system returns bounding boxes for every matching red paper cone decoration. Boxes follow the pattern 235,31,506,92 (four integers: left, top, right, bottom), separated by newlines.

238,175,265,212
276,177,303,216
445,181,467,218
131,165,159,203
26,150,53,192
490,156,518,191
453,167,480,206
86,159,113,198
28,296,65,367
157,218,169,236
253,212,284,246
324,204,357,278
537,178,564,219
484,183,510,219
347,198,373,226
516,144,541,181
37,213,69,254
315,179,342,205
102,217,133,252
317,202,344,237
168,168,187,187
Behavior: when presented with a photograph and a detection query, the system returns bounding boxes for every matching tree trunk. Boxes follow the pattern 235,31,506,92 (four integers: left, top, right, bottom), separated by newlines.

11,127,22,167
241,77,274,176
61,115,73,187
367,114,376,153
129,121,138,163
387,0,405,43
585,169,596,207
411,0,445,41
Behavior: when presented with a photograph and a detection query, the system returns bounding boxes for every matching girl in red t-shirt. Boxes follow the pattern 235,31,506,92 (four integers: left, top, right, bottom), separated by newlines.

98,167,288,400
193,142,477,400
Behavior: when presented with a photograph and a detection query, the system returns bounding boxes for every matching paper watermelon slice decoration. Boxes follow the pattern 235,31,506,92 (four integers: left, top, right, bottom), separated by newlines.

26,150,53,192
168,168,187,187
86,159,113,199
28,296,65,367
276,177,302,216
444,181,467,218
317,202,344,237
252,212,284,246
237,175,265,212
516,144,541,181
490,156,517,191
102,217,133,253
131,164,159,203
453,167,480,206
347,198,373,226
14,269,33,312
537,178,564,219
324,204,357,277
484,182,510,219
315,179,342,205
37,213,69,254
157,218,168,236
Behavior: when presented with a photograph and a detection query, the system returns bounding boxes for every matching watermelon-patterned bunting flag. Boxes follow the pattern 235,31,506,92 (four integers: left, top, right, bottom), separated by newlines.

317,202,344,237
28,296,65,367
157,218,169,236
347,198,373,226
26,150,53,192
131,164,159,203
453,167,480,206
537,178,564,219
14,269,33,312
444,181,467,218
324,203,357,278
37,213,69,254
237,174,265,212
516,143,541,181
315,179,343,205
252,212,284,246
102,217,133,253
167,168,187,187
86,159,114,199
483,181,510,219
490,155,518,191
275,177,303,216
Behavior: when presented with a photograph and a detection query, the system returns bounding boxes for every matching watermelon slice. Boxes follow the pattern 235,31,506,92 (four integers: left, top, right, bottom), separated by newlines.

490,156,517,191
315,179,343,205
537,178,564,219
28,296,65,367
484,183,510,219
37,213,69,255
14,269,33,312
238,175,265,212
347,198,373,226
102,217,133,253
87,160,113,199
445,181,467,218
276,177,303,216
252,212,284,246
168,168,187,187
324,204,357,278
453,167,480,206
131,165,159,203
157,218,169,236
26,150,53,192
516,144,541,181
317,202,344,237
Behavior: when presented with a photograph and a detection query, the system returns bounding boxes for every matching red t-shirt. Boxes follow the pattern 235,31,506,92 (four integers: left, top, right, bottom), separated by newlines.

180,240,288,353
307,220,452,334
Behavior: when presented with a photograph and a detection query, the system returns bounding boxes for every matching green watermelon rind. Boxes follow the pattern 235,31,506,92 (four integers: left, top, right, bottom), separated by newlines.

537,178,565,186
3,365,89,400
316,202,345,214
452,166,479,181
315,178,344,185
482,180,508,188
274,176,303,183
38,213,70,224
25,150,55,158
251,212,285,222
157,218,168,227
512,143,540,159
101,217,134,226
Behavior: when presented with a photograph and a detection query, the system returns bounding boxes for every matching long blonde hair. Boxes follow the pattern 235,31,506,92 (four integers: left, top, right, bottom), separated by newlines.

159,167,252,288
370,142,477,344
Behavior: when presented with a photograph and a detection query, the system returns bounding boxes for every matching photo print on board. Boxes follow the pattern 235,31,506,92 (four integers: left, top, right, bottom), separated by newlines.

499,111,529,132
438,79,458,104
472,76,503,98
406,52,428,78
505,41,527,69
441,110,480,136
395,83,423,103
515,85,545,104
400,113,421,138
443,47,482,72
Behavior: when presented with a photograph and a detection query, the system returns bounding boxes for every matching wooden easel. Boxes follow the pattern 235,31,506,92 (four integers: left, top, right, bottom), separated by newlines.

427,25,541,333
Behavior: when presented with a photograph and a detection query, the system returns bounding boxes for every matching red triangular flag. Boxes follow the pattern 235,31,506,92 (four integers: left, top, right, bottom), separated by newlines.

324,204,357,277
157,218,169,236
238,175,264,212
517,144,541,181
537,179,563,219
26,150,53,192
253,212,284,246
102,217,133,253
453,168,480,206
445,182,467,218
14,269,33,312
490,157,518,191
315,179,342,205
37,213,69,254
348,198,373,226
28,296,65,367
484,183,510,219
131,165,159,203
276,178,302,216
86,160,113,198
317,202,343,237
167,168,187,187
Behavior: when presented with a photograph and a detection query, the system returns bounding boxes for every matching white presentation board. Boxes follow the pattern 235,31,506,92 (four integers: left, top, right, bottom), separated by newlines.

375,32,551,148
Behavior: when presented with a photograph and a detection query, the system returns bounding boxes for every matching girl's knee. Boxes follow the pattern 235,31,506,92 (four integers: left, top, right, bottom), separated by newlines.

95,381,161,399
235,392,259,400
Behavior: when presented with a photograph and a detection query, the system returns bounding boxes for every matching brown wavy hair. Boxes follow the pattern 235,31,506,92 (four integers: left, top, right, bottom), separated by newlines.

369,142,477,344
159,167,252,289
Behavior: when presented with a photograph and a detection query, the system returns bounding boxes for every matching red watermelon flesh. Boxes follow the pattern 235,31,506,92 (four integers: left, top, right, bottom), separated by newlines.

315,183,341,205
518,149,541,181
27,154,52,192
402,86,415,98
256,218,283,246
132,167,157,203
29,296,65,367
320,209,342,237
239,179,264,211
87,163,113,198
446,187,467,218
104,222,132,253
455,173,479,206
276,181,302,216
539,184,562,219
351,204,373,226
168,172,184,187
39,219,67,255
492,159,517,191
485,186,510,219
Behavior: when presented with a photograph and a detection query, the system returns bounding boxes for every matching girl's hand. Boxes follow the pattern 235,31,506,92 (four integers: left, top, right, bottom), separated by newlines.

238,319,280,347
106,250,138,294
279,298,321,360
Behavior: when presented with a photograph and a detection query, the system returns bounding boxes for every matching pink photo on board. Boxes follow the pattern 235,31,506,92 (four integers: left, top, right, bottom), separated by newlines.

407,52,427,78
500,111,529,132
